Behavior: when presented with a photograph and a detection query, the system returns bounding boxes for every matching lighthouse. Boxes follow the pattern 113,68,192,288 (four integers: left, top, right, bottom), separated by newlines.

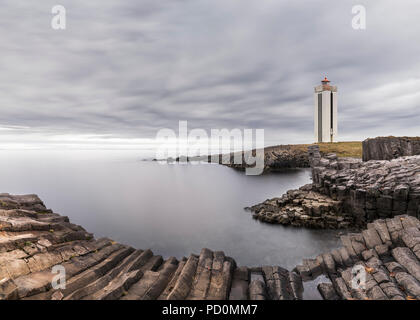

314,77,338,143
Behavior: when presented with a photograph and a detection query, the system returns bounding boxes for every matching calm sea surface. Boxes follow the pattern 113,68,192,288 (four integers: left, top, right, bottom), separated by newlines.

0,150,341,297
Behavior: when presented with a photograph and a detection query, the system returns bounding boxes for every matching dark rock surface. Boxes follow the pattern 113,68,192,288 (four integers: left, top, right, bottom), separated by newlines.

363,136,420,161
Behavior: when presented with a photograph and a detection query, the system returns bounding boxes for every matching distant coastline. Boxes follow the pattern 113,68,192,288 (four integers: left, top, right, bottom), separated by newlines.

153,141,362,173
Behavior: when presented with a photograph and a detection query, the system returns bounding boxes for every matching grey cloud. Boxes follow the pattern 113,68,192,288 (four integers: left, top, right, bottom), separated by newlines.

0,0,419,147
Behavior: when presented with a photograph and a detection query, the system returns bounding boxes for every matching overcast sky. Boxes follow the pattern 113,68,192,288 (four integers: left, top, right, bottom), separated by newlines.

0,0,419,149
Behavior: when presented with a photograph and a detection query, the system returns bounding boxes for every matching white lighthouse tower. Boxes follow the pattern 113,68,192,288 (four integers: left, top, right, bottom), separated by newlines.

314,77,338,143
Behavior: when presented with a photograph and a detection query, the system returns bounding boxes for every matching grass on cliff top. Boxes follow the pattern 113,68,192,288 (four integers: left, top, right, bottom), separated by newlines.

266,141,362,158
316,141,362,158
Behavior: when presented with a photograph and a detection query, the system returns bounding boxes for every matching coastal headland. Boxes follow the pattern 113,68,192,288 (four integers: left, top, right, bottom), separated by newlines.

162,141,362,173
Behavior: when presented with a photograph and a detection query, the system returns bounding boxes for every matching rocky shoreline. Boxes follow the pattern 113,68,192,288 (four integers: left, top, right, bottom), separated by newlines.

248,144,420,229
296,214,420,300
246,184,355,229
219,145,310,172
158,145,310,173
1,193,419,300
157,141,364,175
0,193,304,300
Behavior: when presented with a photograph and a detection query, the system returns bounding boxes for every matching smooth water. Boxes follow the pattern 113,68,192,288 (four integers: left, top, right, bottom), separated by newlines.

0,150,340,271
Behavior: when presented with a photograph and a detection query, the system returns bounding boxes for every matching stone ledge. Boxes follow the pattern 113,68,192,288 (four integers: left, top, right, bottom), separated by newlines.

0,194,303,301
248,146,420,229
1,194,419,300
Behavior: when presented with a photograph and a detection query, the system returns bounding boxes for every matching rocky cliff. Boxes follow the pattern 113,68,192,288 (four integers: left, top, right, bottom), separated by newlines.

363,136,420,161
171,145,311,172
163,142,362,173
209,142,362,172
249,145,420,228
312,149,420,224
222,145,310,172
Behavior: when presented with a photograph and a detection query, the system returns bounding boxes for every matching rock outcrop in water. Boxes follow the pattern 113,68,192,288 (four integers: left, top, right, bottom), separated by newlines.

0,193,303,300
311,149,420,225
247,184,355,229
295,214,420,300
249,144,420,228
363,136,420,161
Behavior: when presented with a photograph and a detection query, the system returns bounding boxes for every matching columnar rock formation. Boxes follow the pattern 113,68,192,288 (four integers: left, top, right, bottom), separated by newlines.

295,214,420,300
249,146,420,228
363,136,420,161
311,149,420,225
247,184,354,229
0,194,302,300
1,193,419,300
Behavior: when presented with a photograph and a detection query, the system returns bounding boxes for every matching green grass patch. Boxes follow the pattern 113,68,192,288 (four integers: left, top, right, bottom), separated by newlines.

265,141,362,158
316,141,362,158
